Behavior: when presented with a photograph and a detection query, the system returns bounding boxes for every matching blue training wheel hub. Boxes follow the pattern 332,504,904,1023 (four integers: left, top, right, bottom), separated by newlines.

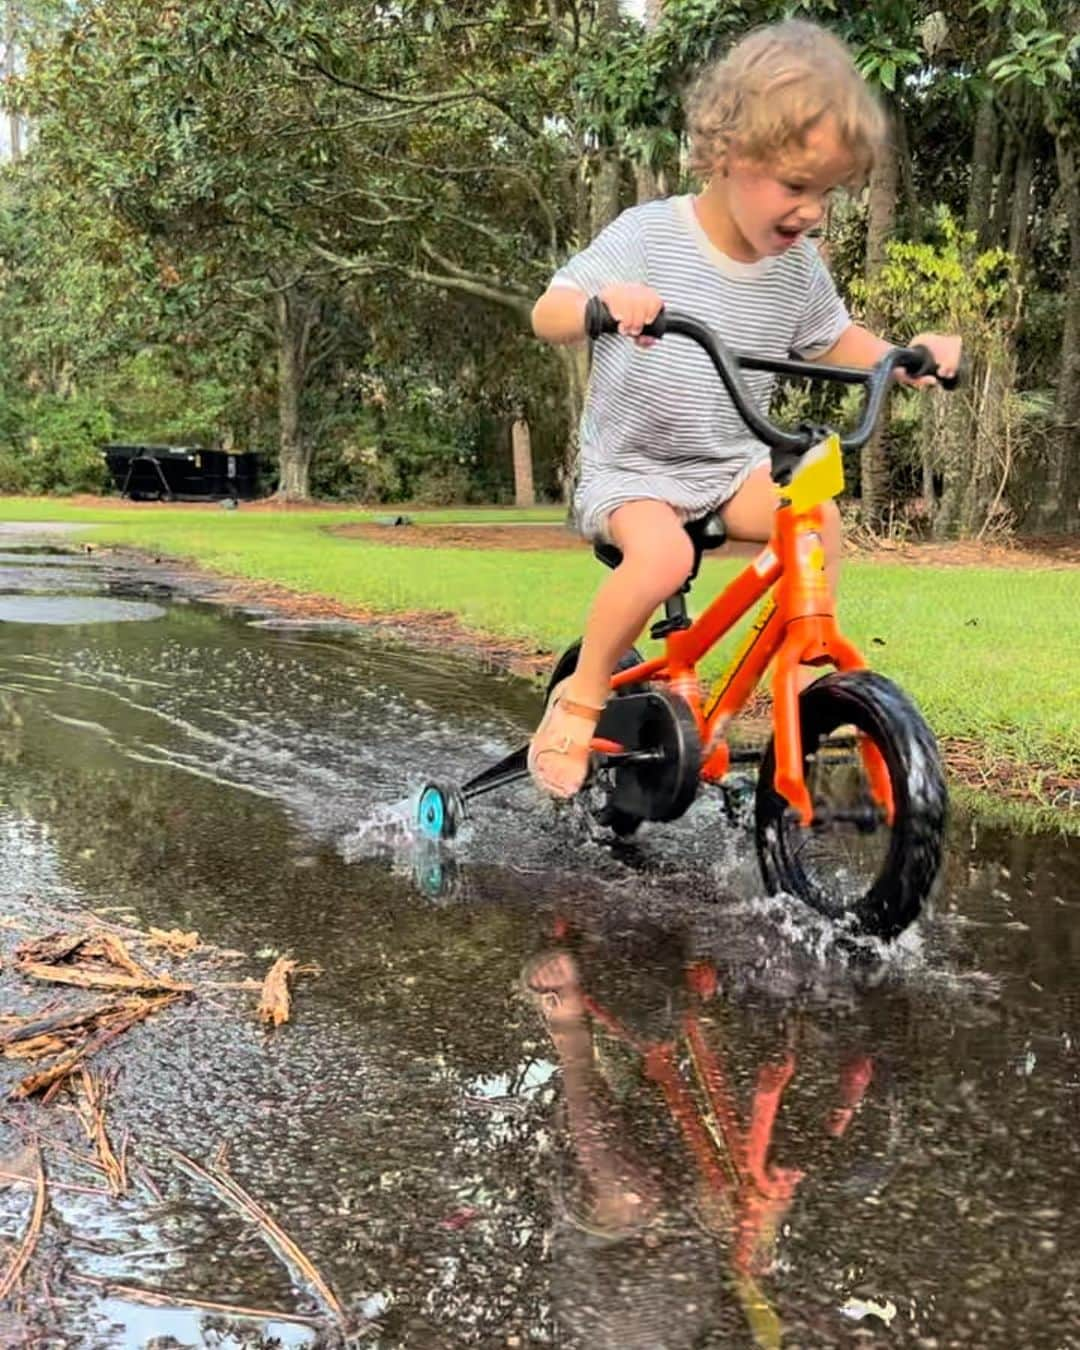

417,782,459,840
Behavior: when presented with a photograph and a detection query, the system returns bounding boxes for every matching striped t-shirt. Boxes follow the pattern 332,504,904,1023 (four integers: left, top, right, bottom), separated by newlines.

551,194,850,539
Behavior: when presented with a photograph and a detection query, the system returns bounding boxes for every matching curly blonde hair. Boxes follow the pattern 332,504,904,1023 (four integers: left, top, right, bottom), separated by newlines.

686,20,885,184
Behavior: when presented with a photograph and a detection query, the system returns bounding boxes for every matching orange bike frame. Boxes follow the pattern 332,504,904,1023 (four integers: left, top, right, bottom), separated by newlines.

570,955,874,1289
603,498,893,826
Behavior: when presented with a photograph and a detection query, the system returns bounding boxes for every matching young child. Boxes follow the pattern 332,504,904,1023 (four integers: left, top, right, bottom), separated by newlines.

528,18,961,799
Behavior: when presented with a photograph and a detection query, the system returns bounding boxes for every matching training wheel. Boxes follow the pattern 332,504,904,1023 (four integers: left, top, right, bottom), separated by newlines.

411,841,462,901
416,782,464,840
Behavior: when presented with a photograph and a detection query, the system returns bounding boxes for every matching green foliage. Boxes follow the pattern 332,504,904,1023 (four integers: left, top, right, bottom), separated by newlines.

854,209,1028,536
96,350,239,447
0,0,1076,520
852,207,1020,333
0,391,113,495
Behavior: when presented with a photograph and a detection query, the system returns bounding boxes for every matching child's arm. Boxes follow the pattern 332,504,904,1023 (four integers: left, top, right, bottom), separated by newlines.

532,282,663,348
812,323,962,388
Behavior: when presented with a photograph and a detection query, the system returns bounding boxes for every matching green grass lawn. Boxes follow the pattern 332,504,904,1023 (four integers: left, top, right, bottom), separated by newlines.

4,497,1078,789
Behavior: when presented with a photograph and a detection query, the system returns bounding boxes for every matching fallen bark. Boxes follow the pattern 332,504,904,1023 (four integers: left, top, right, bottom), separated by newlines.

0,1146,46,1300
74,1070,127,1196
146,927,200,957
0,1000,137,1050
257,956,298,1027
16,963,190,994
14,931,190,995
11,994,182,1101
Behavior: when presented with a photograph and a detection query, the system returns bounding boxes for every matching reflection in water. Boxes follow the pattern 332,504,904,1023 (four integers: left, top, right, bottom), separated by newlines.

523,926,882,1348
508,870,1080,1349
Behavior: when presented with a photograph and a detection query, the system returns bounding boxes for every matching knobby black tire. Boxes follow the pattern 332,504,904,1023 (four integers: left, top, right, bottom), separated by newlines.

754,670,947,940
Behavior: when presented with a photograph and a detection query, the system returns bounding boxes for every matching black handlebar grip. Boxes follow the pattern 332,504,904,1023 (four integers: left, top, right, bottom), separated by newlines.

902,343,961,390
584,295,667,341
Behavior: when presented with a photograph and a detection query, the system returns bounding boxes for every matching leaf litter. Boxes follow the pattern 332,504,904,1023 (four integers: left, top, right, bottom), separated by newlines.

0,906,342,1340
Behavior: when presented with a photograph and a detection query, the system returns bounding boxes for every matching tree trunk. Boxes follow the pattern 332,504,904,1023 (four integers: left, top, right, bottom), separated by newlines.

860,101,898,529
274,284,319,501
4,5,21,163
588,0,623,234
965,91,998,245
633,0,669,204
555,344,590,504
590,153,621,234
1007,130,1035,266
635,163,663,204
1040,137,1080,531
511,415,535,507
894,106,919,236
988,129,1017,247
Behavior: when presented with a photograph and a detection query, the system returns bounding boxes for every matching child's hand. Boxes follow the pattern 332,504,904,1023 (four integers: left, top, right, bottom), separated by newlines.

598,283,665,348
898,333,963,388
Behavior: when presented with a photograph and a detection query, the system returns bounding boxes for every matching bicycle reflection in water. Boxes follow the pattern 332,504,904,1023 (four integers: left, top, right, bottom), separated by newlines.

522,921,877,1349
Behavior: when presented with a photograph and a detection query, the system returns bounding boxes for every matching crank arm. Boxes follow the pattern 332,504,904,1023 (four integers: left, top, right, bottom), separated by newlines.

595,748,665,767
460,745,529,801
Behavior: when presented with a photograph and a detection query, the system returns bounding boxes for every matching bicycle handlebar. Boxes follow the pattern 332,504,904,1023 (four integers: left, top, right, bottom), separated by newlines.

584,297,959,469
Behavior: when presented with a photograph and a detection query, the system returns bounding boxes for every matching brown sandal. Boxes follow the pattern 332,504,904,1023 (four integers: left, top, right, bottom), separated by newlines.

527,680,605,799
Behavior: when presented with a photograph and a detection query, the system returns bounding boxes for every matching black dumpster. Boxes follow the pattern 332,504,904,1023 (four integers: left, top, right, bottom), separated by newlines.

102,444,261,501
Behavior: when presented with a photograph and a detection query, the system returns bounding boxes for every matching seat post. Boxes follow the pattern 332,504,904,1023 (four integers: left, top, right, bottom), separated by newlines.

592,510,726,642
651,591,690,640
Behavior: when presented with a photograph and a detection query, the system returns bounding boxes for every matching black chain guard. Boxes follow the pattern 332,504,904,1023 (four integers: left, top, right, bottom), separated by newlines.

594,689,701,822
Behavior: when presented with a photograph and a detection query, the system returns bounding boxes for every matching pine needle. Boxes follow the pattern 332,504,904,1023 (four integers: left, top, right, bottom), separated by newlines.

167,1148,347,1330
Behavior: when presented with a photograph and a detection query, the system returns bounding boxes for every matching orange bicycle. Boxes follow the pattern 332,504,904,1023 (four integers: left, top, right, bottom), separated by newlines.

528,933,876,1343
417,300,954,940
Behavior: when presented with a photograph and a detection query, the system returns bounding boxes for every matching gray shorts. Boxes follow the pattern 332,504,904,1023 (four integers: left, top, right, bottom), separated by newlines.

576,448,769,543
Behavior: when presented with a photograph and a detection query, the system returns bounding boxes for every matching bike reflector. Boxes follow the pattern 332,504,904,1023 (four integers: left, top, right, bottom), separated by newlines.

782,433,844,512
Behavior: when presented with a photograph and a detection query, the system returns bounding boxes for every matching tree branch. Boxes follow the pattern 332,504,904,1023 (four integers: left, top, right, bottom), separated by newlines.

398,264,534,320
417,235,533,294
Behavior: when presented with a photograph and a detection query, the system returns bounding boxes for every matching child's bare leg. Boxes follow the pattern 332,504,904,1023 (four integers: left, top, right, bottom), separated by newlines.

528,500,694,798
524,951,662,1232
721,463,841,690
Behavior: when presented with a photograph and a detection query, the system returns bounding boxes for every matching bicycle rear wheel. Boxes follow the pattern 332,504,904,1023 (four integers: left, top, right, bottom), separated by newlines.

754,670,947,940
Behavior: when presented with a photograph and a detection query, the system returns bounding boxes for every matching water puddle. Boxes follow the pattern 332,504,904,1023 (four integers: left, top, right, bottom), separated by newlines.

0,535,1075,1347
0,595,166,623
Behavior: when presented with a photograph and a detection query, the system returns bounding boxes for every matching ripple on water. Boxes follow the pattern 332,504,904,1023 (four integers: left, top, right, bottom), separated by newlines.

0,595,166,624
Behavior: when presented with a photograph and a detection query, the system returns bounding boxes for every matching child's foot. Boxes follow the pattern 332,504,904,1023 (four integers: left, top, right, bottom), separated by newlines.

521,949,587,1024
527,680,605,799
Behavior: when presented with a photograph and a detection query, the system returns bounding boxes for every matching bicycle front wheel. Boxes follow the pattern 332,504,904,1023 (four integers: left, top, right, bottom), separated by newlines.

754,670,947,940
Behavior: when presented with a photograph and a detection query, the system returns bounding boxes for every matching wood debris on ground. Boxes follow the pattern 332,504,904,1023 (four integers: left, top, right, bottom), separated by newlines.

257,957,321,1027
11,993,181,1102
145,926,200,957
73,1069,128,1196
257,956,298,1026
13,930,192,995
169,1147,348,1333
0,912,329,1335
0,1145,46,1301
67,1272,323,1330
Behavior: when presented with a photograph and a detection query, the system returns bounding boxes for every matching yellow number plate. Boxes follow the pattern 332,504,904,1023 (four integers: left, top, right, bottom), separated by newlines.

781,432,844,512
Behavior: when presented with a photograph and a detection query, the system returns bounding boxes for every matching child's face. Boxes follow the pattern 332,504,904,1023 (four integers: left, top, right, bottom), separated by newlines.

720,117,854,260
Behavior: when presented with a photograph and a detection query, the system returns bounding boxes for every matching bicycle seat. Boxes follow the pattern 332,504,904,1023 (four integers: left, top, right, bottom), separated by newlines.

593,511,727,587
